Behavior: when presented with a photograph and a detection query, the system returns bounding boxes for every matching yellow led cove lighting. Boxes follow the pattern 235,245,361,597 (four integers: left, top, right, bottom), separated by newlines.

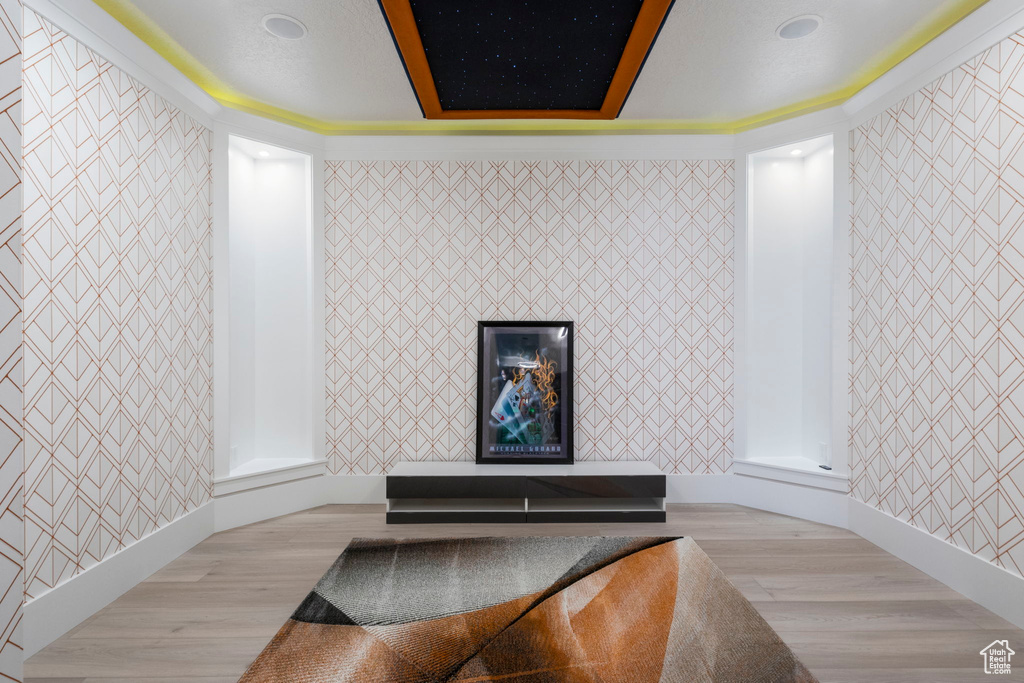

92,0,992,136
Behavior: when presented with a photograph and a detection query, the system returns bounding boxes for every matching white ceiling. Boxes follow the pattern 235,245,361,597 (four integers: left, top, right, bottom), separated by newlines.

98,0,977,124
229,134,309,161
118,0,424,121
623,0,970,120
751,134,834,159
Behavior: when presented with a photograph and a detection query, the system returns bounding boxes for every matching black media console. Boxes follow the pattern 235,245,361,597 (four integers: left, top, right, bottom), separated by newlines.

385,461,666,524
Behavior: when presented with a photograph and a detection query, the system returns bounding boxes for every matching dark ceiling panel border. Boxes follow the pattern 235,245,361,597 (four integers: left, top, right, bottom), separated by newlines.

378,0,674,120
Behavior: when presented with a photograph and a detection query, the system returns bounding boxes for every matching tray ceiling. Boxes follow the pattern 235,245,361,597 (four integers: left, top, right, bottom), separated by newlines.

83,0,990,133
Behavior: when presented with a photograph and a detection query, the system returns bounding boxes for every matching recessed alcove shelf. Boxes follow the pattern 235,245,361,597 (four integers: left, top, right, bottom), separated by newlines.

385,461,667,523
222,134,317,493
739,134,839,481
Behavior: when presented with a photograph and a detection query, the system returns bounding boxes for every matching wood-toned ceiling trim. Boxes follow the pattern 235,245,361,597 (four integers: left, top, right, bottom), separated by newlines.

600,0,674,118
378,0,444,118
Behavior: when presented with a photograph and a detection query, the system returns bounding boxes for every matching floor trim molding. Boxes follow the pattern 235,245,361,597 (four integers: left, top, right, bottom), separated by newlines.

213,474,387,531
25,476,1024,658
734,474,850,528
664,473,733,503
214,476,327,532
849,499,1024,629
212,458,328,497
23,502,216,657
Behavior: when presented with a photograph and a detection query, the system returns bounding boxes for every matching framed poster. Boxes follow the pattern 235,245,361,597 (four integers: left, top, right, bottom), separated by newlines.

476,321,573,465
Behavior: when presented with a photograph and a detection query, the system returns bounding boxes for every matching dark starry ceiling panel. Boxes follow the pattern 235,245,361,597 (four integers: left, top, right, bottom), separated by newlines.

409,0,645,111
378,0,673,118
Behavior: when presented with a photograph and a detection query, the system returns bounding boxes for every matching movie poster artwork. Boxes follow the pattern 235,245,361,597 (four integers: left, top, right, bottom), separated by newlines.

476,322,573,464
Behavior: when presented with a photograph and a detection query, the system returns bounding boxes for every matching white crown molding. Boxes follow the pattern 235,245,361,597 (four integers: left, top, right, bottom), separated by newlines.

216,107,327,155
323,134,737,161
844,0,1024,129
24,0,220,126
734,106,848,156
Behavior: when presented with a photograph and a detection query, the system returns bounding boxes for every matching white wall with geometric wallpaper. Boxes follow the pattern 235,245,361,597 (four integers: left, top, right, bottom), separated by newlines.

0,0,21,678
851,29,1024,578
20,10,213,601
6,0,1024,667
325,159,735,476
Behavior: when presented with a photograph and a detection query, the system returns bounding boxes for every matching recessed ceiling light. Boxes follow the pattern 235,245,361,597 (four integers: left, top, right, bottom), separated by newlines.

791,149,803,156
777,15,821,40
258,150,270,158
262,13,307,40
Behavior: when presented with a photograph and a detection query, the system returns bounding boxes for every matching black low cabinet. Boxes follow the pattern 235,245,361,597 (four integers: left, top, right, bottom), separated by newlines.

385,463,666,524
386,475,525,499
526,475,665,499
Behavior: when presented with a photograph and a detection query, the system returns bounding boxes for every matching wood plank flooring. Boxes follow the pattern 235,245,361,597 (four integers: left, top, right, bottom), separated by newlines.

25,503,1024,682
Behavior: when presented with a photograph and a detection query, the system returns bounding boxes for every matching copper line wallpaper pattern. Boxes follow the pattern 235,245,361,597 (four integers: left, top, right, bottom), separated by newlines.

325,160,735,476
851,31,1024,577
0,0,20,678
7,10,1024,673
20,11,213,600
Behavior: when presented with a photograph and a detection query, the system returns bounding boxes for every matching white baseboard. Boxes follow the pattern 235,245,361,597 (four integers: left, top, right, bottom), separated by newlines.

213,473,831,527
665,473,732,503
23,502,215,658
213,475,332,532
325,474,386,504
212,458,327,497
849,500,1024,630
733,474,850,528
731,458,849,492
667,472,849,527
25,474,1024,660
212,474,387,532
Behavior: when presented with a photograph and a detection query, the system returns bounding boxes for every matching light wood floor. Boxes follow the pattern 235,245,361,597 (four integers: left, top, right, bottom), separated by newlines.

25,503,1024,682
